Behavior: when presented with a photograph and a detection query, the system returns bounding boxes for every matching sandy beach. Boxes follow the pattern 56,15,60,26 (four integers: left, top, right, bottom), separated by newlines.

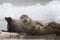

0,32,60,40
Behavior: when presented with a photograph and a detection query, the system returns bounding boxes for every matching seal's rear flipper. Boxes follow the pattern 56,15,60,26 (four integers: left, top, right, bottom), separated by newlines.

5,17,12,24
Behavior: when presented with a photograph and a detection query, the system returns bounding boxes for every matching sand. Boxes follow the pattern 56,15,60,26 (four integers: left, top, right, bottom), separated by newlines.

0,32,60,40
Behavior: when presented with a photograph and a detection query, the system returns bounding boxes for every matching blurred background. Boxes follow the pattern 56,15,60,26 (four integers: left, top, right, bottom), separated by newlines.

0,0,60,30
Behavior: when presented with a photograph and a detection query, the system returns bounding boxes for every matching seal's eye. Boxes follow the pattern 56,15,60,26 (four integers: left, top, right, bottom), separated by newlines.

21,16,24,19
26,16,28,18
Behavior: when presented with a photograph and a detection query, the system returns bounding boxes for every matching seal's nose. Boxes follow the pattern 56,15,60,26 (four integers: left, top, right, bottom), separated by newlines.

23,19,27,23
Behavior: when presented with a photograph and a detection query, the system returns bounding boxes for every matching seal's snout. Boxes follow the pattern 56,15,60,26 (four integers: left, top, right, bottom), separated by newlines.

23,19,27,23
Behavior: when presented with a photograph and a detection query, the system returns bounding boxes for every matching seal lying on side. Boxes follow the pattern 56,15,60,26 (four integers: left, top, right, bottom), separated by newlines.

5,17,24,33
45,21,60,35
19,14,45,35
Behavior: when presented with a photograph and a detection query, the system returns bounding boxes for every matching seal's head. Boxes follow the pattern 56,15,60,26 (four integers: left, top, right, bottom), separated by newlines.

20,15,31,24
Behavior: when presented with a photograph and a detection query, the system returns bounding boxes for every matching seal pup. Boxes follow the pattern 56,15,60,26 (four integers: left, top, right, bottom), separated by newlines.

20,14,43,35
